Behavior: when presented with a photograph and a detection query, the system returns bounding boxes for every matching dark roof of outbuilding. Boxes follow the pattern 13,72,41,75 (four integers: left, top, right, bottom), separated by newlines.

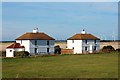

7,43,25,49
15,32,55,40
67,34,100,40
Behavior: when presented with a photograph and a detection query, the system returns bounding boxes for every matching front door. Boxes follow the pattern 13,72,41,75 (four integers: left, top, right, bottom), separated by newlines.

35,48,37,54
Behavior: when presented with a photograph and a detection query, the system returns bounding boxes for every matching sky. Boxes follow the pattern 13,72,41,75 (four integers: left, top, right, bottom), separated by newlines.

1,1,119,41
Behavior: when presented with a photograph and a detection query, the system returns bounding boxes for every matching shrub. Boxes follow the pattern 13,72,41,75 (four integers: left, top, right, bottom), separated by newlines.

14,51,30,58
116,48,120,52
54,45,61,54
102,45,115,53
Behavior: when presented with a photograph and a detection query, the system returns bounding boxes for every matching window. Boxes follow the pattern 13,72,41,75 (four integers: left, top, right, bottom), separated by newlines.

35,40,37,45
21,40,22,44
94,40,96,44
72,40,74,43
47,40,49,45
47,48,49,53
94,46,96,50
85,47,87,51
10,50,12,52
73,47,74,49
85,40,87,44
35,48,37,54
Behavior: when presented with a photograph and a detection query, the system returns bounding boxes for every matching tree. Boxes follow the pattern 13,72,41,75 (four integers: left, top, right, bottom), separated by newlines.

14,51,30,57
54,45,61,54
102,45,115,53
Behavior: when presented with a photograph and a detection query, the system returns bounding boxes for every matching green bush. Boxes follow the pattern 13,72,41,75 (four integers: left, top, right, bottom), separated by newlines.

54,45,61,54
102,45,115,53
14,51,29,58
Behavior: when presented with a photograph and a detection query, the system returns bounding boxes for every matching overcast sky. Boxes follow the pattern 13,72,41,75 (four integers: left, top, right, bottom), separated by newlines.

2,1,118,41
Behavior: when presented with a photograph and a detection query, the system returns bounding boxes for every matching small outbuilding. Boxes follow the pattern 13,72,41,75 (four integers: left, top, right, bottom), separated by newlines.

6,43,25,57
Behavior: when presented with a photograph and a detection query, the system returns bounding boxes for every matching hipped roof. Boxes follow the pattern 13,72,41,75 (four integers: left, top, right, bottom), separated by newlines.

67,34,100,40
16,32,55,40
7,43,25,49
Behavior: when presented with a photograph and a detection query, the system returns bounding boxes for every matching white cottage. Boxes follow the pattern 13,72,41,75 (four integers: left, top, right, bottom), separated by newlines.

67,30,100,54
6,43,25,57
15,28,55,55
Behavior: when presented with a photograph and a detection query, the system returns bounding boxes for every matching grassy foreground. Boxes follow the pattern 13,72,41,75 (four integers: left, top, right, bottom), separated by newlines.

2,52,118,78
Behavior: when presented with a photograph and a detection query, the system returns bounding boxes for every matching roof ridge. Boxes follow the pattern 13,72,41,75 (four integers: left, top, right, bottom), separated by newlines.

67,33,100,40
27,32,44,33
16,32,55,40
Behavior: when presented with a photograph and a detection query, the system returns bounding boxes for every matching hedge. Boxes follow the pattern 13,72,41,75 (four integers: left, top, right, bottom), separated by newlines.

14,51,30,58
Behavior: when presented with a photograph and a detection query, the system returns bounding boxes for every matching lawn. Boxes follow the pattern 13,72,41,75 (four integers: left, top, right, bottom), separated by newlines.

2,52,118,78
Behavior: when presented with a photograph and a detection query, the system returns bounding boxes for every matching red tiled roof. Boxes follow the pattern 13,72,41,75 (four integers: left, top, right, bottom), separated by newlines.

7,43,25,49
16,32,55,40
67,34,100,40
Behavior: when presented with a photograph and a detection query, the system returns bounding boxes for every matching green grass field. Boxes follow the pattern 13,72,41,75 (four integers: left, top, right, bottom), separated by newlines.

2,52,118,78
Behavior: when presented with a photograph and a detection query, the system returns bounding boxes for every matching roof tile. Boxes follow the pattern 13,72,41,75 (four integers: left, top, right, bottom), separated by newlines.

16,32,55,40
7,43,25,48
67,34,100,40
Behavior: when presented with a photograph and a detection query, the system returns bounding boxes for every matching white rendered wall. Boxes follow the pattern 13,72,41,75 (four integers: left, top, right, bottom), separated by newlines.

14,48,25,51
67,40,74,49
16,40,30,53
73,40,82,54
6,48,14,57
67,40,82,54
